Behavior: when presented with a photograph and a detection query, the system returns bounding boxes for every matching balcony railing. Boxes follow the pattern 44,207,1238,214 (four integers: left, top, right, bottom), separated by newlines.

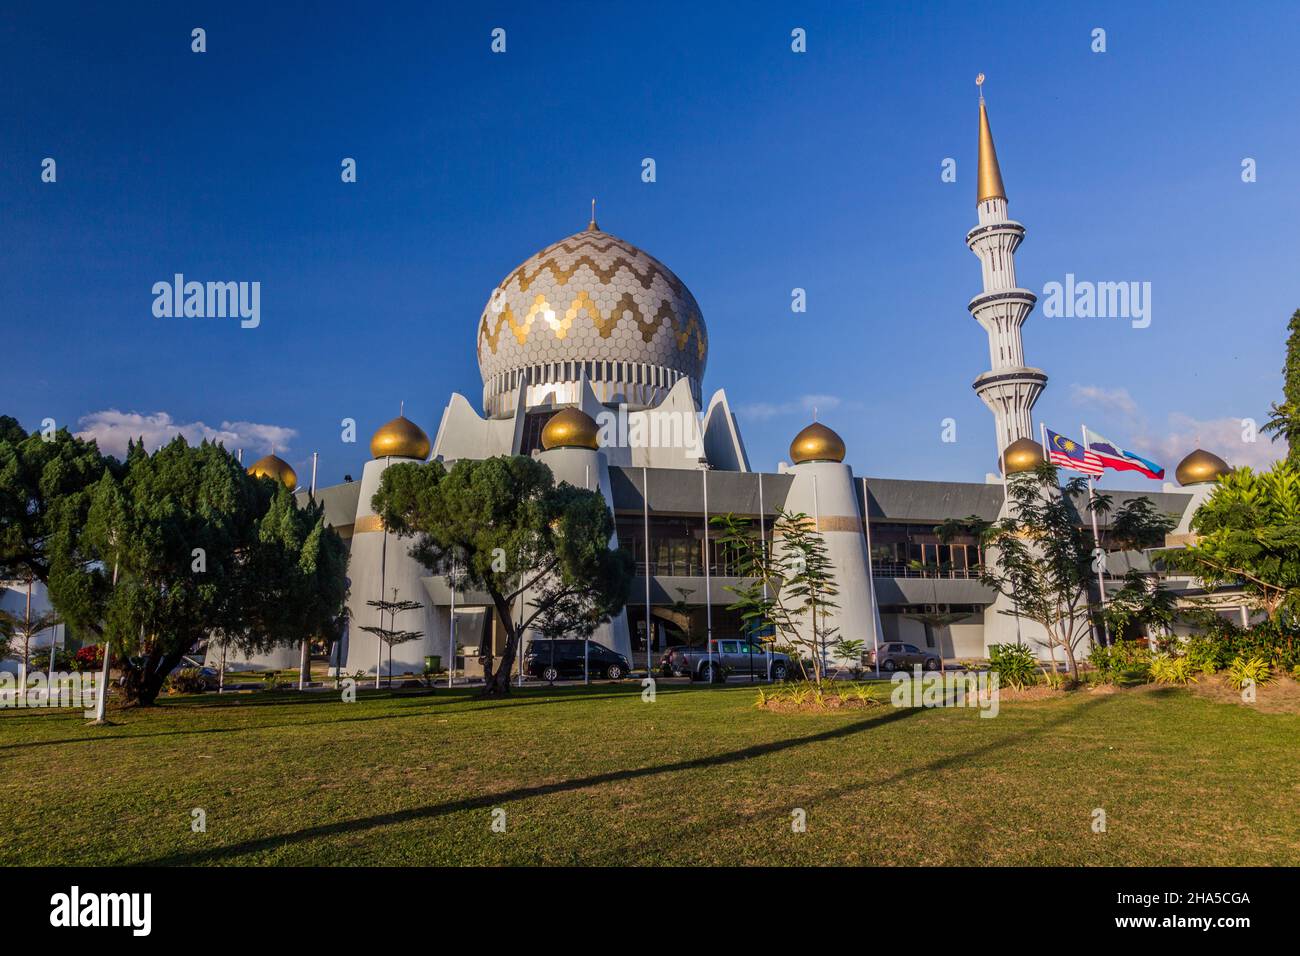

871,564,980,580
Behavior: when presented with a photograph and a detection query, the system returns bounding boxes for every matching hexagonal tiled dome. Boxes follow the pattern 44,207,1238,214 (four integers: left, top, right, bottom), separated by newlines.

476,223,707,416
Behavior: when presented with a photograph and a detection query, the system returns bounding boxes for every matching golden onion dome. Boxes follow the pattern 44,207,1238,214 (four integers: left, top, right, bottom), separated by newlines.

541,408,600,451
1175,448,1230,486
370,415,431,460
1000,436,1045,475
790,422,846,464
247,453,297,489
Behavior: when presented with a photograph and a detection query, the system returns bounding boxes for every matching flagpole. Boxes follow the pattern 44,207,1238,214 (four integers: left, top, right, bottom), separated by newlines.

1082,425,1112,646
862,477,882,679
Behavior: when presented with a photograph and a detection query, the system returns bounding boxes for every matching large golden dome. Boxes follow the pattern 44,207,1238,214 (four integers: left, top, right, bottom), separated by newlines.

247,453,298,489
541,408,600,451
1175,448,1230,486
1000,436,1044,475
790,422,846,464
370,415,431,460
476,220,707,417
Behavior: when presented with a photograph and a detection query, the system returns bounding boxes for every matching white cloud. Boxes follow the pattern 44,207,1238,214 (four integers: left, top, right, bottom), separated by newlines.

1133,414,1281,472
1068,383,1281,472
1068,384,1137,418
75,410,296,460
736,393,848,421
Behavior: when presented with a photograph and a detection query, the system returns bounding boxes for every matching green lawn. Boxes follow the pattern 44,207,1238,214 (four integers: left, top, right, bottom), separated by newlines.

2,681,1297,865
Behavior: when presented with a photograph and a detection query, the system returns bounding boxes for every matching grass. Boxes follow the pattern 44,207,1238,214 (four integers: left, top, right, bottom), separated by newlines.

2,680,1298,865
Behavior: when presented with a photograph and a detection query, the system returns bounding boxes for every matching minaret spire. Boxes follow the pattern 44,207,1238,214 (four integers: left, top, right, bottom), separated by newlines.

587,198,598,232
965,75,1047,458
976,75,1006,202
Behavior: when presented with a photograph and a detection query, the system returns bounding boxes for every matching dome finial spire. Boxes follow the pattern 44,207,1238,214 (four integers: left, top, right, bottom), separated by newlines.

976,73,1006,203
587,197,598,232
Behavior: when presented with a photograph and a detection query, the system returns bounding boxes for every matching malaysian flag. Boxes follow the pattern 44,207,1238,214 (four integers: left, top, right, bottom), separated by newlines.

1044,427,1104,476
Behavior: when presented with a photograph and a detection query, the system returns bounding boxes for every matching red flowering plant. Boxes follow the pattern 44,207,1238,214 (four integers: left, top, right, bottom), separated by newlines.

74,645,104,672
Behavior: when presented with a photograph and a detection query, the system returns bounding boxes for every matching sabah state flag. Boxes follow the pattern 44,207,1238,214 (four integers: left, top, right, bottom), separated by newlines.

1084,430,1165,480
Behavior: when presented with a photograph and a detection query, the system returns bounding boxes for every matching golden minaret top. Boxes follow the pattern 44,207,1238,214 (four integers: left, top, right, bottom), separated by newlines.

976,75,1007,203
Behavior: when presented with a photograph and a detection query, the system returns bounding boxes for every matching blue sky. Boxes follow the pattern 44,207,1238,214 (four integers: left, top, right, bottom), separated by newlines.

3,1,1297,490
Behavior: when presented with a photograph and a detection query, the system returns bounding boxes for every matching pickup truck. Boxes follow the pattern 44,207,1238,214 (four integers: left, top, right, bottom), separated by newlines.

659,639,790,683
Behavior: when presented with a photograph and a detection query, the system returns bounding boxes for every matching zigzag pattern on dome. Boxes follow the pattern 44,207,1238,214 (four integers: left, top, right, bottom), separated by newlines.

477,293,707,357
474,225,709,399
507,244,692,300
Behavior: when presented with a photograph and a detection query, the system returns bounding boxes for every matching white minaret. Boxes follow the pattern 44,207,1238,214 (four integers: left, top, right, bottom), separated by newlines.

966,76,1047,457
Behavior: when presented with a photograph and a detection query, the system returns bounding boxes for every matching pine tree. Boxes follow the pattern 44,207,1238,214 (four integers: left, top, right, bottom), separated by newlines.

357,589,424,688
1262,308,1300,462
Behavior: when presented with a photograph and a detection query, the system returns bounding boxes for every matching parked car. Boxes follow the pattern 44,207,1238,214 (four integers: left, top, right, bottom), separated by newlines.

867,642,942,672
660,639,790,683
523,640,630,681
119,655,221,690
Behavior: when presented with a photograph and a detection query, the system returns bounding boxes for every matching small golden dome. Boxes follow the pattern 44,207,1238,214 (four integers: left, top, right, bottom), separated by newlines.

370,415,430,460
1175,448,1230,486
541,408,600,451
1000,436,1044,475
790,422,846,464
247,454,297,489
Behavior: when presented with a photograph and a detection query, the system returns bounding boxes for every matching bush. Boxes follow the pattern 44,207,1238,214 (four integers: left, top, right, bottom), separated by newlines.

1183,635,1224,676
1225,656,1273,690
1089,641,1151,685
988,643,1038,690
1179,613,1300,673
1040,667,1067,690
1149,653,1197,685
167,668,209,695
73,645,104,672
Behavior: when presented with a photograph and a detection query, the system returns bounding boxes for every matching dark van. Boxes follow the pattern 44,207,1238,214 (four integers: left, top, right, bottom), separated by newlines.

523,640,631,681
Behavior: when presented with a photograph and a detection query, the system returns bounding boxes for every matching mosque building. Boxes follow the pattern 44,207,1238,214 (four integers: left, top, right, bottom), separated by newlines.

209,93,1241,677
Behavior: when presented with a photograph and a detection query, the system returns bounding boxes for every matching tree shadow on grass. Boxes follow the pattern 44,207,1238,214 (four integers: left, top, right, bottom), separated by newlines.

578,693,1121,865
139,706,923,865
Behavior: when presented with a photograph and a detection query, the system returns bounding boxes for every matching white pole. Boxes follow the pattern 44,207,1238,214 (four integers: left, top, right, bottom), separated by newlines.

516,552,525,689
643,466,652,676
448,559,457,690
377,494,388,690
93,553,120,722
302,453,315,692
812,474,826,677
1082,425,1111,646
588,464,593,684
702,466,713,681
759,472,771,680
862,478,882,678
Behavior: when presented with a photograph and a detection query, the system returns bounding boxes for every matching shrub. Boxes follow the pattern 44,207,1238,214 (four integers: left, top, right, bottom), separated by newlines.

73,645,104,672
1089,641,1151,685
1149,653,1197,685
167,668,209,695
1225,656,1273,690
1183,635,1223,676
988,643,1039,690
1179,613,1300,673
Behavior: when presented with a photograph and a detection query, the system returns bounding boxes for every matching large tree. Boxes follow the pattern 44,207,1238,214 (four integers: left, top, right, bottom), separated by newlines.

1162,461,1300,622
49,438,346,704
230,482,350,684
979,464,1174,681
1262,308,1300,462
0,416,113,585
372,455,632,697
